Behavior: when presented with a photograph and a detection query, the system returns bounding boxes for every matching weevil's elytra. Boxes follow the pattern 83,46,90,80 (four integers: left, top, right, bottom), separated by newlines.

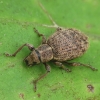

4,1,97,92
47,28,88,61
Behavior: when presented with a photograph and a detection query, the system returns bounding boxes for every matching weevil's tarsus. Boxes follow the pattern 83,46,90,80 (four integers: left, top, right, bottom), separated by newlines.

4,43,35,57
34,27,44,37
55,61,71,72
33,63,51,92
33,72,48,92
38,0,61,29
65,62,98,71
34,27,47,44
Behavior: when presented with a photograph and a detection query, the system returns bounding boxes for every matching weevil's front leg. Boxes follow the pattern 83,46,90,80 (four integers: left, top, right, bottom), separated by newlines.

4,43,35,57
65,62,98,71
34,28,47,44
33,63,51,92
54,61,71,72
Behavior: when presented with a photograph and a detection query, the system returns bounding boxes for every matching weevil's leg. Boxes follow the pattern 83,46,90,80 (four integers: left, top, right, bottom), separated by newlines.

4,43,35,57
54,61,71,72
65,62,98,71
38,0,60,28
33,63,51,92
34,27,47,44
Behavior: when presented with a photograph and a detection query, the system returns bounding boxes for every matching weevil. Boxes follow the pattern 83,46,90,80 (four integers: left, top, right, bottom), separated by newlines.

5,1,97,92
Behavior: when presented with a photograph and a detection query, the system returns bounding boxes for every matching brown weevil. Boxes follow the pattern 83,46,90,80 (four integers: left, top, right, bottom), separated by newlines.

5,1,97,92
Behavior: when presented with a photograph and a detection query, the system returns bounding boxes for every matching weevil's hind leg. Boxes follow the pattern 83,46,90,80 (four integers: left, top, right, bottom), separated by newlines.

34,27,47,44
4,43,35,57
65,61,98,71
38,0,61,28
33,63,51,92
54,61,71,72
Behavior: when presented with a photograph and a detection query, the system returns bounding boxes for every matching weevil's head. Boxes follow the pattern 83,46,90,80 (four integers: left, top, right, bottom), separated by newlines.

24,50,41,66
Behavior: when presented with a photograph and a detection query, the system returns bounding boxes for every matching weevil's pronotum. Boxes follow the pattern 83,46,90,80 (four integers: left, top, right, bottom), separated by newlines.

5,1,97,92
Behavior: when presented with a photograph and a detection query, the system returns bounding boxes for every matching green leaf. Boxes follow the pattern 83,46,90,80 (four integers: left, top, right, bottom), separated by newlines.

0,0,100,100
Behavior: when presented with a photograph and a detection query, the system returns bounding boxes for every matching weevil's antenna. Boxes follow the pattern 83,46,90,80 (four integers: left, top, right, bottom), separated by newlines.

38,0,60,28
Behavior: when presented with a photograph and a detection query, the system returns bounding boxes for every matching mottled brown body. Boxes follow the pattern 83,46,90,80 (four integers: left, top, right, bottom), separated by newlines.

47,28,88,61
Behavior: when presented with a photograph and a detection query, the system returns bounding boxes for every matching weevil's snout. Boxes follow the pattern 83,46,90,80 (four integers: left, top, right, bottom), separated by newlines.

24,51,40,66
24,56,37,66
24,58,31,66
24,58,36,66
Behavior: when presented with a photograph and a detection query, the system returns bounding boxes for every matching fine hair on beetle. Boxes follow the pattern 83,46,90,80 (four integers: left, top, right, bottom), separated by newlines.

4,0,98,92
